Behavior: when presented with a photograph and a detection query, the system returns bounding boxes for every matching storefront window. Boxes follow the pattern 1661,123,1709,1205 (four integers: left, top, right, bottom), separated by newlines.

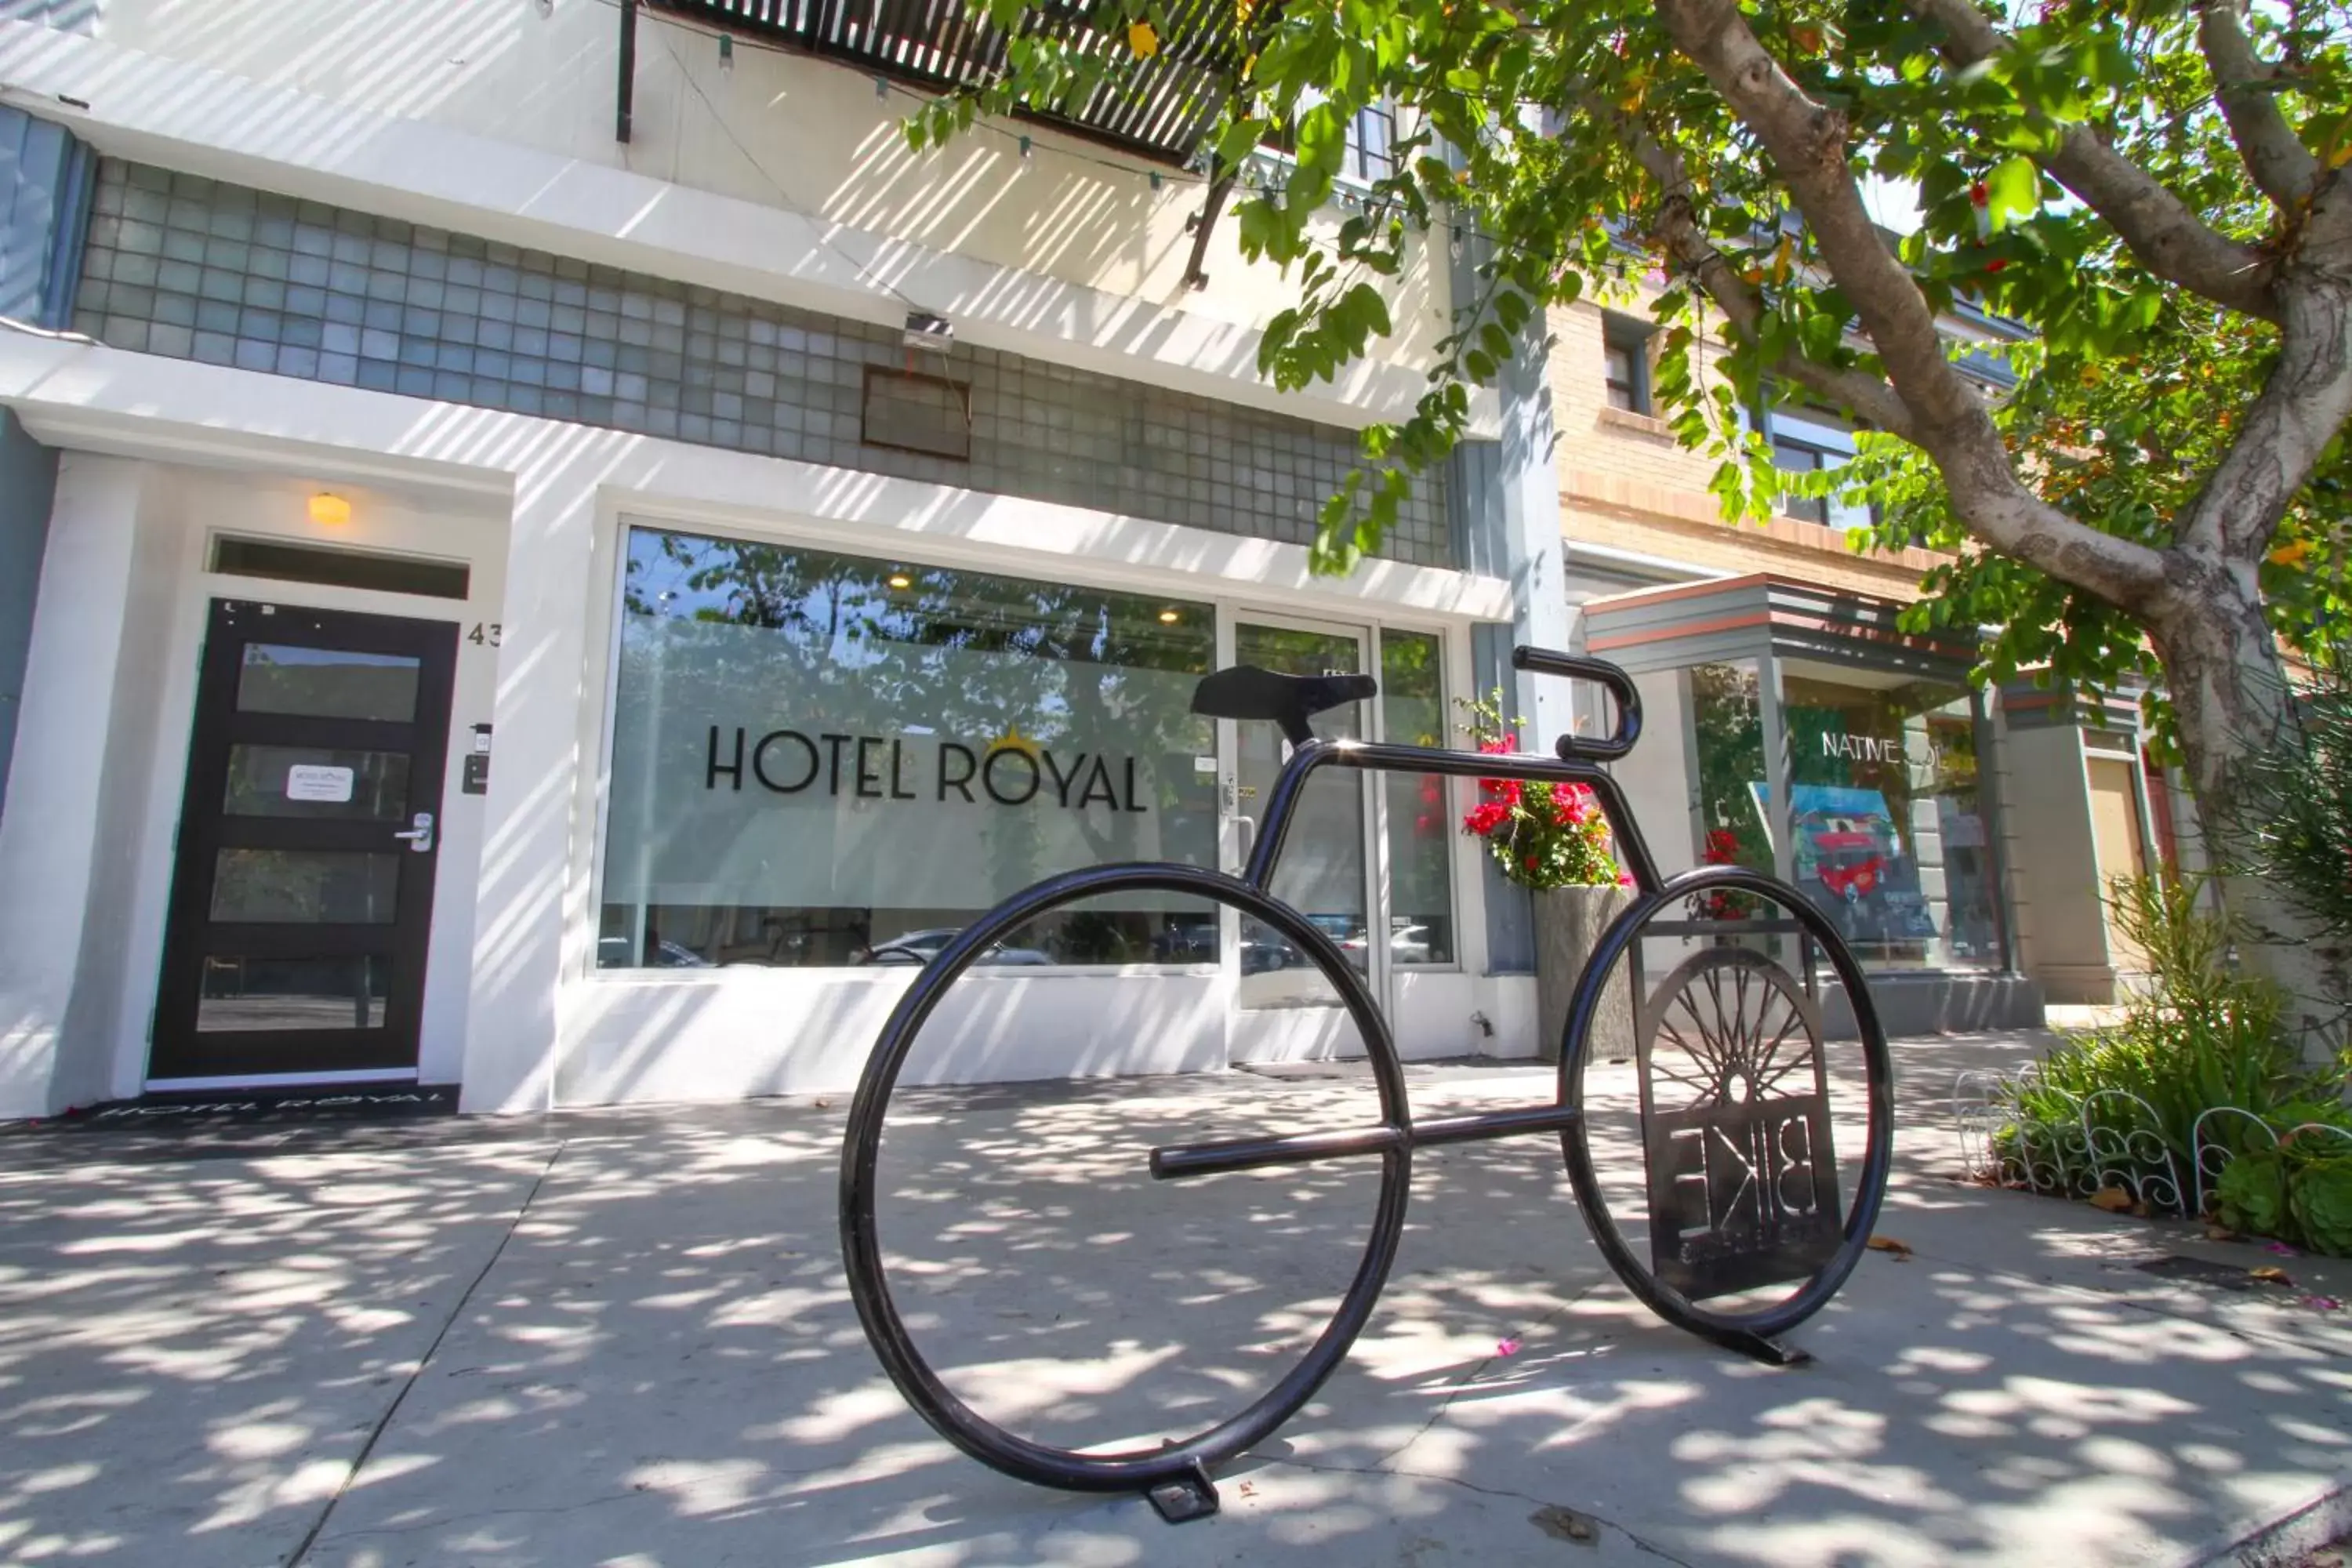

1381,630,1456,966
598,526,1218,968
1778,669,2001,970
1688,662,1770,873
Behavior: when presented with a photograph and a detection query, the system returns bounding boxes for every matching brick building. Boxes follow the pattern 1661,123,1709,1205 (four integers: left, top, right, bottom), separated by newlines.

1549,294,2165,1025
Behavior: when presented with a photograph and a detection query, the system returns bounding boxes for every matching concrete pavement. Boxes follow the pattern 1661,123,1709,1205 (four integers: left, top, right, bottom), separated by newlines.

2,1032,2348,1567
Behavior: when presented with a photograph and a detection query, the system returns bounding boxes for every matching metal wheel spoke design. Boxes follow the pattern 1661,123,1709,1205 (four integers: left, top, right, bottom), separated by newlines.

1557,866,1894,1352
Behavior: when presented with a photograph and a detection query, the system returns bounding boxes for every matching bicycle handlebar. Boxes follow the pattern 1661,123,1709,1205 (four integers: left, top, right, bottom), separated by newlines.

1512,644,1643,761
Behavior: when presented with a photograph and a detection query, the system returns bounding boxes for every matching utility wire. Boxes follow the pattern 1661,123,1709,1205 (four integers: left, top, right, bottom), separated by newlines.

653,28,923,309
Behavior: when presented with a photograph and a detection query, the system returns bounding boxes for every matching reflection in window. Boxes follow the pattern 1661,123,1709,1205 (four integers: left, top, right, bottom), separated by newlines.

1780,671,2000,970
210,849,401,924
598,528,1218,968
1234,622,1367,1007
237,644,419,721
1689,663,1770,873
198,955,387,1032
1381,630,1455,967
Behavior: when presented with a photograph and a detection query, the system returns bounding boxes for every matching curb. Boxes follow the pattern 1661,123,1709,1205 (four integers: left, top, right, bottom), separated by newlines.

2196,1479,2352,1567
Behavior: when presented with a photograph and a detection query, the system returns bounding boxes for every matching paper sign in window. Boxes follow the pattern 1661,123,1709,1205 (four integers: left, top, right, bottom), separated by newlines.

285,764,357,804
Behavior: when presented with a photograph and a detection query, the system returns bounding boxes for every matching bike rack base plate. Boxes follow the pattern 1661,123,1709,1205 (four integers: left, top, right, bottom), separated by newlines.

1726,1331,1812,1367
1145,1464,1220,1524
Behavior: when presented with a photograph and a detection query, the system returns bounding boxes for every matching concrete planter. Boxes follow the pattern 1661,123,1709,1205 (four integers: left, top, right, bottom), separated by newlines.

1531,884,1637,1064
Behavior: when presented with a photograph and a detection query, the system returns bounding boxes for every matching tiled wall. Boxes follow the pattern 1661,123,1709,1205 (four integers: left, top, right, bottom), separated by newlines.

73,162,1452,567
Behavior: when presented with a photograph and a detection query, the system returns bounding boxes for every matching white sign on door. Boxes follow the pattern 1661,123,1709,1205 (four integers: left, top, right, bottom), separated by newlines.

285,764,356,803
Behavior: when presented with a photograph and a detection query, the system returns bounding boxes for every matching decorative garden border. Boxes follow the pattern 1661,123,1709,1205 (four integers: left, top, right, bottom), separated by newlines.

1951,1068,2352,1220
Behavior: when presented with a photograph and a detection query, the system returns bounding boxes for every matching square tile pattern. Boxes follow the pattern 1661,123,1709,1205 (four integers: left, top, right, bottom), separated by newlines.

75,162,1453,567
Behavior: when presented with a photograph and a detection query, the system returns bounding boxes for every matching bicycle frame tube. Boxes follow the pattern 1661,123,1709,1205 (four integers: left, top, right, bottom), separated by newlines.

1242,738,1664,896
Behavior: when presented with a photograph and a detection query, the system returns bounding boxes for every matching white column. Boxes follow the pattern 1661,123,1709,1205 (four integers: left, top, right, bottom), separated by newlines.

0,456,147,1116
456,434,616,1112
1497,339,1577,746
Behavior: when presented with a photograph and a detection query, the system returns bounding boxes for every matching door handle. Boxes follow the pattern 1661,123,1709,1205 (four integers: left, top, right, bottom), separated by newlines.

392,811,435,853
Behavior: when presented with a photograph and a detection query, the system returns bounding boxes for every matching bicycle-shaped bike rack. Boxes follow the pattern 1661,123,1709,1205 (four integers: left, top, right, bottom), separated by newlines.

840,645,1894,1523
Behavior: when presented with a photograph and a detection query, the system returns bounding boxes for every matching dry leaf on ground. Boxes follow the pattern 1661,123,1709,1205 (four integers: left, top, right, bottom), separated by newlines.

1867,1236,1914,1259
2089,1187,2134,1212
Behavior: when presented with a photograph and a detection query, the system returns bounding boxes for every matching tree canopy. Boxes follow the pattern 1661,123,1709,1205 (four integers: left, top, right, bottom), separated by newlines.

911,0,2352,1016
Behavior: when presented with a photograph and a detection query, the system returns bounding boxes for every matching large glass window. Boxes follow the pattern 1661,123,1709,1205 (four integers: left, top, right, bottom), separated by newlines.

1381,630,1456,967
1777,667,2001,970
599,527,1218,968
1688,662,1770,874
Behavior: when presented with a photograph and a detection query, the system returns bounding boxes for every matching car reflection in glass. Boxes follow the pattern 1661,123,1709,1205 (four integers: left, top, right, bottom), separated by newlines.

855,927,1056,967
596,935,715,969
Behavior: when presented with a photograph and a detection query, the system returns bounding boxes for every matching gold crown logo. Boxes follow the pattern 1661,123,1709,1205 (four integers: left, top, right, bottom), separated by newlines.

983,722,1041,761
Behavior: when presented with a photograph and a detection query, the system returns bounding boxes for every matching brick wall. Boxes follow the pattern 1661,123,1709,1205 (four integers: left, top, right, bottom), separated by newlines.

1549,296,1940,598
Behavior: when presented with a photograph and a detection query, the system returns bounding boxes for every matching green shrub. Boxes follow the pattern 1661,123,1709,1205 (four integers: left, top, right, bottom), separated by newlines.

2226,646,2352,956
2215,1149,2290,1240
2288,1146,2352,1255
1993,873,2352,1251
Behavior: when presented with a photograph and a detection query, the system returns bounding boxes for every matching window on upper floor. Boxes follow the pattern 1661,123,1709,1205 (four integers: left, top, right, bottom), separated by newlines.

1261,98,1400,185
1770,431,1840,525
1602,315,1651,414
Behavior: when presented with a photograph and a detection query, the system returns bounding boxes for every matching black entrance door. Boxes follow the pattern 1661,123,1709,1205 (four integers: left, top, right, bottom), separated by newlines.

148,600,459,1082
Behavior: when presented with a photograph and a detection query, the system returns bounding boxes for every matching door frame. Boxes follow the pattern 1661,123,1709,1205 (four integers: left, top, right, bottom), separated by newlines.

1224,611,1388,1060
145,597,460,1090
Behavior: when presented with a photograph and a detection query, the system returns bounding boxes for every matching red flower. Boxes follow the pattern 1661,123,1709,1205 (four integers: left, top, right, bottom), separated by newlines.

1479,775,1523,808
1523,854,1540,872
1461,800,1511,836
1617,870,1635,887
1986,258,2009,273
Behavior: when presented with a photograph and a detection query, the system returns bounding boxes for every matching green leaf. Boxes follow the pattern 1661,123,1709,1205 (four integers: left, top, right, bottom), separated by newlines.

1984,154,2041,231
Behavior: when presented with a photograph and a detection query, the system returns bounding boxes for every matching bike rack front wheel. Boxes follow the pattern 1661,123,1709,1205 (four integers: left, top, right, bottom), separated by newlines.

838,862,1410,1501
1555,866,1896,1359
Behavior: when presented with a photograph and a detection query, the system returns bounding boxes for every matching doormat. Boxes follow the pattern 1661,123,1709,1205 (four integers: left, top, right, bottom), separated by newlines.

2,1083,459,1134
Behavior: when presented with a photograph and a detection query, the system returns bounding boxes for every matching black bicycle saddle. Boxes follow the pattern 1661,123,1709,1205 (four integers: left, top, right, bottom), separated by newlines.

1190,665,1378,747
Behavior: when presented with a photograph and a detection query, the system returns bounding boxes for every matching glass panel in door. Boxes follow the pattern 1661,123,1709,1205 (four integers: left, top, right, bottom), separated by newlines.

1233,622,1371,1009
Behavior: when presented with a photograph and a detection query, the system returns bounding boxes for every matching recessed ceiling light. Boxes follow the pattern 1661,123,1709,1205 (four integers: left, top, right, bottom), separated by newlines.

1157,608,1180,623
307,492,352,526
887,573,913,590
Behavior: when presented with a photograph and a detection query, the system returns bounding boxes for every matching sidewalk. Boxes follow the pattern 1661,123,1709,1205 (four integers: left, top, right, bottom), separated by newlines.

2,1032,2347,1567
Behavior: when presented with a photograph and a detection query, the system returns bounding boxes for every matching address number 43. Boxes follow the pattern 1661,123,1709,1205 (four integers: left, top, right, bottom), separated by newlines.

467,622,504,648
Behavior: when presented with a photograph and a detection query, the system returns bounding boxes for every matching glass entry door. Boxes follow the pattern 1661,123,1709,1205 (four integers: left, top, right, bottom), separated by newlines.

1232,620,1375,1017
147,600,458,1083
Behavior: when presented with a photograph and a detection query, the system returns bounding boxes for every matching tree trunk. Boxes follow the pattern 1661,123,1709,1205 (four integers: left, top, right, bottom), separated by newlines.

2152,575,2352,1063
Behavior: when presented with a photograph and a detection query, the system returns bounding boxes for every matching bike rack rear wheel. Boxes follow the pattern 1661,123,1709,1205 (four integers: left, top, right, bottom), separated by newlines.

838,862,1410,1497
1555,866,1895,1359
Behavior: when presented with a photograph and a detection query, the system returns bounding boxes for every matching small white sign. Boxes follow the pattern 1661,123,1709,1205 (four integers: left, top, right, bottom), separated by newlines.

1192,755,1218,775
285,764,355,803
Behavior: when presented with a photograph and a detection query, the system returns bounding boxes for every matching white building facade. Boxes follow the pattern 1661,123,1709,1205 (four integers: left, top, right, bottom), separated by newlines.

0,2,1576,1117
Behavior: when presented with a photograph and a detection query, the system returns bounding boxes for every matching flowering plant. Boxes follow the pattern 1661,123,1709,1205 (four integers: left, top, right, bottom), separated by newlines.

1690,827,1764,920
1455,692,1629,891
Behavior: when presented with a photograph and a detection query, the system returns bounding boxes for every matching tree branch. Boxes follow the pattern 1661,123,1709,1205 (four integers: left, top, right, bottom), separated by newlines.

1651,0,2172,609
1586,96,1920,440
2176,278,2352,564
1905,0,2280,323
2196,0,2323,211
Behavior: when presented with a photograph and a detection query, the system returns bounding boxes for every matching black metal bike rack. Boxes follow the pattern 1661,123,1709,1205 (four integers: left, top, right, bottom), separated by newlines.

837,645,1895,1523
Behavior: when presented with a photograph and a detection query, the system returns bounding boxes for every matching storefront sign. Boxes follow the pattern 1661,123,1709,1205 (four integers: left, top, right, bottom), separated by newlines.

703,726,1149,812
602,615,1214,910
